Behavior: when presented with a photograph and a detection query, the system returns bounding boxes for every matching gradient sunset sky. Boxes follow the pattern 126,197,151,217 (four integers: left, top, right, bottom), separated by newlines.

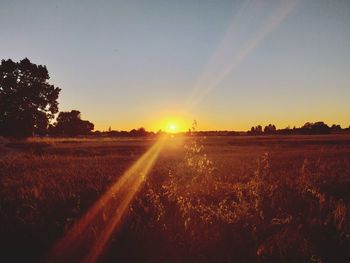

1,0,349,131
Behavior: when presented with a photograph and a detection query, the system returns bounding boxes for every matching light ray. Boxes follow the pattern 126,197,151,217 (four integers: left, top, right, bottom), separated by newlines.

44,136,166,263
186,0,300,110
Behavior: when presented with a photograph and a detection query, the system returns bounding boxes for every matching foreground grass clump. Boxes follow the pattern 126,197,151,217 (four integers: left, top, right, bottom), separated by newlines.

0,138,152,262
126,135,350,263
1,135,350,262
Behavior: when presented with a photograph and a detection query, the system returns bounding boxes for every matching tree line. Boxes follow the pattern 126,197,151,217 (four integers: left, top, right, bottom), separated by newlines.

100,127,157,137
0,58,162,138
1,58,349,138
0,58,94,138
247,122,349,135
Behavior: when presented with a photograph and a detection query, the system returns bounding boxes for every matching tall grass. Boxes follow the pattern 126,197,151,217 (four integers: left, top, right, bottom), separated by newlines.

127,135,350,263
1,135,350,262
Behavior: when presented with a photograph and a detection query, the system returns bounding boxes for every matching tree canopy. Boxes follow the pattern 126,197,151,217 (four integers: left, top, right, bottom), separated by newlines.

0,58,61,137
51,110,94,136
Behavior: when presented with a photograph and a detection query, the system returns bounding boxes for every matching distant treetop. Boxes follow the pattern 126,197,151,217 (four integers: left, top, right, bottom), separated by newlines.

50,110,94,136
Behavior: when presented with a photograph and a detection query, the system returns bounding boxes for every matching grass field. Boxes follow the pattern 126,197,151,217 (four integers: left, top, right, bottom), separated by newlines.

1,134,350,263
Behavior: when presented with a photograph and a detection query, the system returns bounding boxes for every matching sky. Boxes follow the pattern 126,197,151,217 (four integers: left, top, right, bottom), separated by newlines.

1,0,349,131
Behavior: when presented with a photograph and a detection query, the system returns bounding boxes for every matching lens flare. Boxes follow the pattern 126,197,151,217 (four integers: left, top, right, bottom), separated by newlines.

186,0,299,110
45,136,166,263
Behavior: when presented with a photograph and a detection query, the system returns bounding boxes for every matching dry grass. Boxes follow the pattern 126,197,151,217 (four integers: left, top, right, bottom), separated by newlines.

1,135,350,262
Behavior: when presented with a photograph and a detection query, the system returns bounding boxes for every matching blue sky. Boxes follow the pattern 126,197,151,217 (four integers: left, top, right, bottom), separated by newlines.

1,0,349,131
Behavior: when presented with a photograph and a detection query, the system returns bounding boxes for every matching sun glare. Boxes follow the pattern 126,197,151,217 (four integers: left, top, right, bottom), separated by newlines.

168,123,176,132
154,115,189,133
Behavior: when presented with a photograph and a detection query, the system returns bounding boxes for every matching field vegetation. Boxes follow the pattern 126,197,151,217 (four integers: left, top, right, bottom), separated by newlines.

1,134,350,262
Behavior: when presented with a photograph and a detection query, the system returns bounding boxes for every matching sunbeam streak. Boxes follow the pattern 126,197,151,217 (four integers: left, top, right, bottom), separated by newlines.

44,136,166,263
186,0,300,110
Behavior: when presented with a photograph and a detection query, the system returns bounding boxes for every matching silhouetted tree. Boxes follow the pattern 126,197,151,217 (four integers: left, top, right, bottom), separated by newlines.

277,126,292,135
331,124,341,131
264,124,277,134
249,125,263,135
129,127,147,137
52,110,94,136
0,58,60,137
314,121,330,134
301,121,330,134
257,125,263,133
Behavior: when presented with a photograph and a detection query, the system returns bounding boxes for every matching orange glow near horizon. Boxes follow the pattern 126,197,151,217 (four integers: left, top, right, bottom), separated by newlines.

168,123,176,132
93,112,194,133
93,113,350,133
153,115,191,133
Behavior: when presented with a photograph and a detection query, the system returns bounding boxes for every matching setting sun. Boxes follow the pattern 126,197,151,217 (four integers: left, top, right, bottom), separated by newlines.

152,114,190,133
2,1,350,262
168,123,176,132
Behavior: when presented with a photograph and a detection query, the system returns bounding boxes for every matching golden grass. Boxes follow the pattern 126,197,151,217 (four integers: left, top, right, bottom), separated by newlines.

1,134,350,262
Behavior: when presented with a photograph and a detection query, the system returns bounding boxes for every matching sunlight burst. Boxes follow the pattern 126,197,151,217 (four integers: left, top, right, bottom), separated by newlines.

168,123,176,133
46,137,166,263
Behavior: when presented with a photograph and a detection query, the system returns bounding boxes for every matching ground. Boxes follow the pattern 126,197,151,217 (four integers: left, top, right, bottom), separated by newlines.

1,135,350,262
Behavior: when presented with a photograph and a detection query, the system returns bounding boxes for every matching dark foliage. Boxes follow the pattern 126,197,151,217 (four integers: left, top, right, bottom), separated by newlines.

245,122,349,136
299,121,331,135
0,58,60,137
248,125,263,135
264,124,277,134
50,110,94,136
105,127,155,137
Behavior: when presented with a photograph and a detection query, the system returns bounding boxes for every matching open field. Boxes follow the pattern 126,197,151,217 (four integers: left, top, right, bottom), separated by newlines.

1,135,350,263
